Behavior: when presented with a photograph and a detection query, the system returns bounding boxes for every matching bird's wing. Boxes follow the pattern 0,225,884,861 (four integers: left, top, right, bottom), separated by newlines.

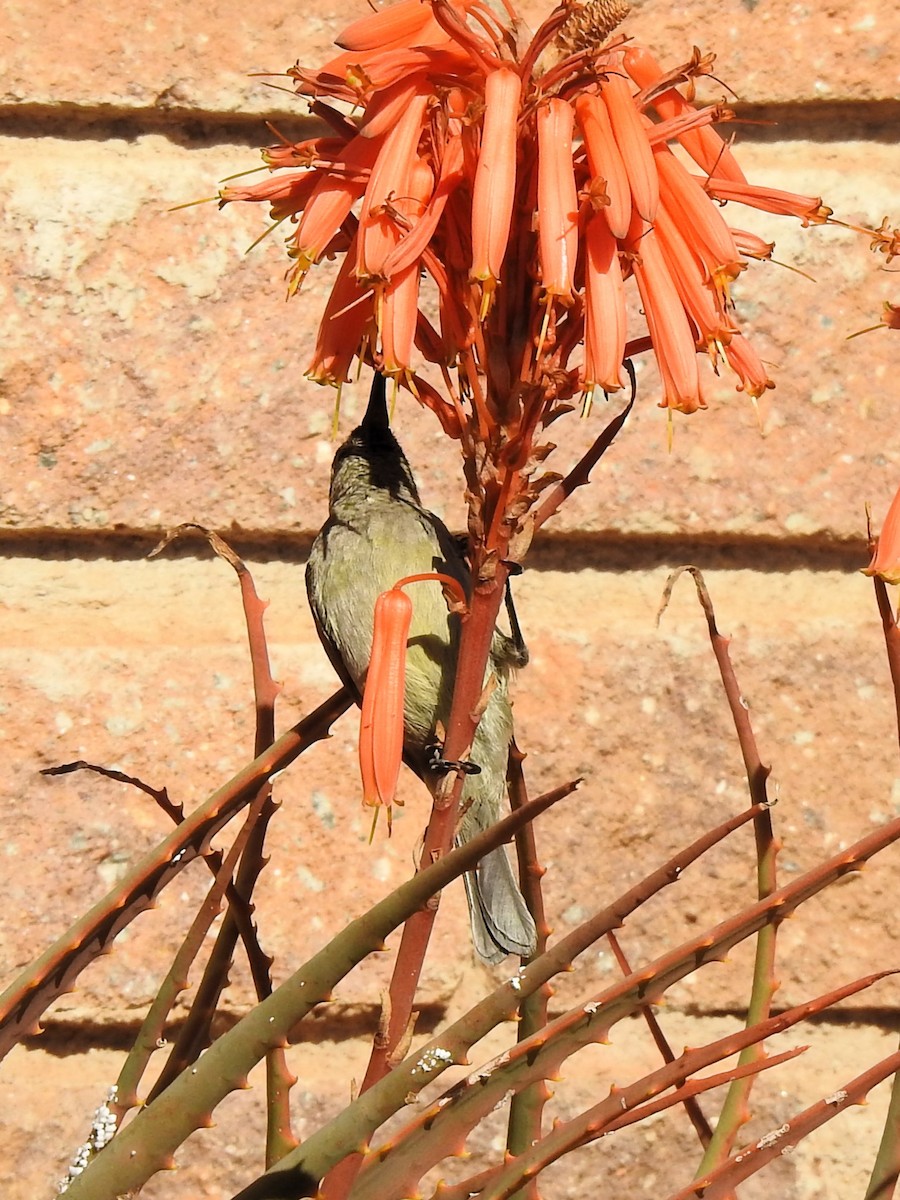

310,606,364,705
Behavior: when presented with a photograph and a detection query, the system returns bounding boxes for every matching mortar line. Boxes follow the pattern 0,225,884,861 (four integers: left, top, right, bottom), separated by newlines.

0,530,870,574
1,98,899,146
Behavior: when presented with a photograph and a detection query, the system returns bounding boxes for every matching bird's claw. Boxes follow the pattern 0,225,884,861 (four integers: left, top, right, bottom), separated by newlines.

426,743,482,777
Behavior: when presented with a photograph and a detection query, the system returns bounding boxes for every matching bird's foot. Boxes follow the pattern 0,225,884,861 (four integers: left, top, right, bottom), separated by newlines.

426,743,482,778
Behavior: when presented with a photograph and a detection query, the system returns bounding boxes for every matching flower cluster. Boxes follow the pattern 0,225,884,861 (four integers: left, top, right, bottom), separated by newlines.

220,0,836,419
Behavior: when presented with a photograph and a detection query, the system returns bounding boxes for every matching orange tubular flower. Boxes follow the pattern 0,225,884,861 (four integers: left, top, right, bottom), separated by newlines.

622,43,747,183
537,97,579,299
307,239,373,387
653,200,737,349
218,171,319,219
359,586,414,808
359,74,431,140
383,133,464,277
644,103,734,152
583,211,626,392
380,264,421,379
294,45,464,101
288,134,381,285
731,229,776,261
261,137,346,170
359,570,467,811
337,0,440,51
628,217,703,412
653,144,743,287
380,157,436,376
470,66,522,293
601,70,659,223
865,482,900,586
574,92,632,240
702,176,833,226
357,90,430,283
723,333,775,399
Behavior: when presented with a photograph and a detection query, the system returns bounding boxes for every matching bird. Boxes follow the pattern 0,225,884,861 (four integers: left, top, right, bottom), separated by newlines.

305,371,537,963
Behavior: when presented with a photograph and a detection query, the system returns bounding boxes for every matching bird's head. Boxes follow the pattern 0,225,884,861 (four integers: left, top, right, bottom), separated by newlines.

328,373,421,514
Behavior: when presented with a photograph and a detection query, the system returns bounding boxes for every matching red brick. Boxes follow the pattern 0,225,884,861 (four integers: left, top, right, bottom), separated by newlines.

3,0,898,110
2,136,899,541
3,557,899,1021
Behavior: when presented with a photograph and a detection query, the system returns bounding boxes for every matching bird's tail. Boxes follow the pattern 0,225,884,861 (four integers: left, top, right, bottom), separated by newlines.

462,844,537,965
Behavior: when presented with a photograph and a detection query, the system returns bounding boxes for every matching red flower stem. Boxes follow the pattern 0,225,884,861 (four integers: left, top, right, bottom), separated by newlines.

372,561,510,1074
506,741,550,948
461,337,494,440
322,528,513,1200
658,568,770,805
143,529,294,1135
189,534,299,1161
431,0,498,71
867,580,900,1200
517,5,572,83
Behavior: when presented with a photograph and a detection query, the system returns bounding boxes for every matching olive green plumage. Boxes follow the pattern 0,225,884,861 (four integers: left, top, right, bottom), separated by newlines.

305,374,536,963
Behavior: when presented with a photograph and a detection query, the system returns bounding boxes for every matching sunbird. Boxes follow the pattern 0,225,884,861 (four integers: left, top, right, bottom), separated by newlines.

306,373,536,963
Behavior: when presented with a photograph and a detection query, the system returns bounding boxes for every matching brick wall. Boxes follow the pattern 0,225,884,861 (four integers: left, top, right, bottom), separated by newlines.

2,0,899,1195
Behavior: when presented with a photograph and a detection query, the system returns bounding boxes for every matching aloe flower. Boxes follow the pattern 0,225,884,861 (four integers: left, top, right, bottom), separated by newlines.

470,65,522,297
359,585,413,810
359,573,467,813
220,0,843,416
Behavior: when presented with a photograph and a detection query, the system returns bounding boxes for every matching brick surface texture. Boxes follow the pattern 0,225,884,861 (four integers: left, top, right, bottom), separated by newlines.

1,0,899,1196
